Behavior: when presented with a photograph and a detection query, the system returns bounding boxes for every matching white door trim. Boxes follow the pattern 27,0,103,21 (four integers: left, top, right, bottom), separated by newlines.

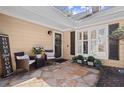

53,31,63,58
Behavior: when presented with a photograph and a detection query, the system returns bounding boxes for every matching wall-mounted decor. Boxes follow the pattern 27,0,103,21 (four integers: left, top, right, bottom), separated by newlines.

0,34,13,77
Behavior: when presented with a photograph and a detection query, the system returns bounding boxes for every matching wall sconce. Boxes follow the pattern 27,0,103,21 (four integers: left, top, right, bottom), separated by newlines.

48,30,52,36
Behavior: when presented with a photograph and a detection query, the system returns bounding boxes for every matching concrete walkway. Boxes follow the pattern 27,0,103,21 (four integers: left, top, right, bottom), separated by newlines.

0,61,100,87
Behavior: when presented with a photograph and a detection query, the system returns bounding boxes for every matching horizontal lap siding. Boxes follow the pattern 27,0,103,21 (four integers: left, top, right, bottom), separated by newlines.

0,13,54,73
63,31,74,59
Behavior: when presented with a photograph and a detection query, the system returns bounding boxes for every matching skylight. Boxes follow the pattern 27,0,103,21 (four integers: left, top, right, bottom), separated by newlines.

55,6,92,16
54,6,111,17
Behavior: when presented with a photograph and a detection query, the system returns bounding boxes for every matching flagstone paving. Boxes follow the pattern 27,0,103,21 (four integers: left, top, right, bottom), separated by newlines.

0,61,100,87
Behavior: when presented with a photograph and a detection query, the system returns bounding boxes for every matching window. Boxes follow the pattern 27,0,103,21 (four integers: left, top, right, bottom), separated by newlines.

98,43,105,52
77,32,82,54
83,32,88,54
98,29,106,52
83,41,88,54
77,32,82,40
91,30,97,53
77,41,82,54
83,32,88,40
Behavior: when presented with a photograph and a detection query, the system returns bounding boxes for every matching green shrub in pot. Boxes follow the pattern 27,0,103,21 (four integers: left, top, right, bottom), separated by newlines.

94,59,102,69
77,55,84,64
32,47,42,54
87,56,95,66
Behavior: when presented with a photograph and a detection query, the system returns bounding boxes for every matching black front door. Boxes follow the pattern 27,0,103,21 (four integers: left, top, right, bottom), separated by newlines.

55,33,62,58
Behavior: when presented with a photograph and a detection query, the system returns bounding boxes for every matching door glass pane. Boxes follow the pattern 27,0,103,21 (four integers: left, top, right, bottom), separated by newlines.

98,38,106,52
91,40,97,53
98,29,106,52
91,30,97,54
55,33,61,58
83,41,88,54
77,41,82,54
83,32,88,40
79,32,82,40
77,32,82,40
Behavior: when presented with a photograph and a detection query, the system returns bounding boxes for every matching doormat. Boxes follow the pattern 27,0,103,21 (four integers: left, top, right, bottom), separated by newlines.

54,58,68,63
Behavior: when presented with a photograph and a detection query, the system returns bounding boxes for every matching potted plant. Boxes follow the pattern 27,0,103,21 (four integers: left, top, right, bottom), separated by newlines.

94,59,102,69
32,47,42,58
87,56,95,66
77,55,84,64
110,26,124,40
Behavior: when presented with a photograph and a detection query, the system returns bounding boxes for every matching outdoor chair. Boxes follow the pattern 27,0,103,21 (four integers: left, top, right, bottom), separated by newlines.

14,52,35,71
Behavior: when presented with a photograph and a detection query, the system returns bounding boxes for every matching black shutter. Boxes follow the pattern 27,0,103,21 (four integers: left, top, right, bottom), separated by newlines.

70,31,75,55
109,23,119,60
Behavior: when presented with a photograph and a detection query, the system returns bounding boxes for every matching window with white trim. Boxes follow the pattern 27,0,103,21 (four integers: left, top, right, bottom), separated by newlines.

77,32,82,54
83,32,88,54
98,29,106,52
91,30,97,54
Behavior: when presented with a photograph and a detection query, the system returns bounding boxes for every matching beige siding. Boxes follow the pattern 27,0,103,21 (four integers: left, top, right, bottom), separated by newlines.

63,31,74,59
0,13,60,75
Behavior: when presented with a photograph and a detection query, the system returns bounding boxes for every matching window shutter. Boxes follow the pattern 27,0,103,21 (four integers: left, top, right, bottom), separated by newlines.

108,23,119,60
70,31,75,55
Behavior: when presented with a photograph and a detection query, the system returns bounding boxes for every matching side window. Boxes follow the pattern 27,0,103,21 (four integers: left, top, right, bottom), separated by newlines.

98,29,106,52
91,30,97,53
77,32,82,54
83,32,88,54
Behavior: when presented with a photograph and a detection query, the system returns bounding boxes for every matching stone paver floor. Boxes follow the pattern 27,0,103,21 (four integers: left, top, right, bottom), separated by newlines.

0,61,100,87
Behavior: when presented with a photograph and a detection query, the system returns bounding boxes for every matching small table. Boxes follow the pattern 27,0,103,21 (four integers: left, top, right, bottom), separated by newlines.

35,54,47,68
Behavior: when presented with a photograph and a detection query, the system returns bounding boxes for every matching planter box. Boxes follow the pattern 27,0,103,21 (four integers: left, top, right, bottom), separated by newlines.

95,64,102,69
36,54,41,58
87,61,94,66
77,60,82,64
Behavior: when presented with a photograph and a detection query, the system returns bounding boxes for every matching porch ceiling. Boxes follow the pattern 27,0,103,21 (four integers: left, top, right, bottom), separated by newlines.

0,6,124,31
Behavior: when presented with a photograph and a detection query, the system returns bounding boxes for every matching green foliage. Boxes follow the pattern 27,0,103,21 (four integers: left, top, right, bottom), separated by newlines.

77,55,84,60
32,47,42,54
87,56,95,62
72,55,84,63
110,26,124,40
94,59,102,65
